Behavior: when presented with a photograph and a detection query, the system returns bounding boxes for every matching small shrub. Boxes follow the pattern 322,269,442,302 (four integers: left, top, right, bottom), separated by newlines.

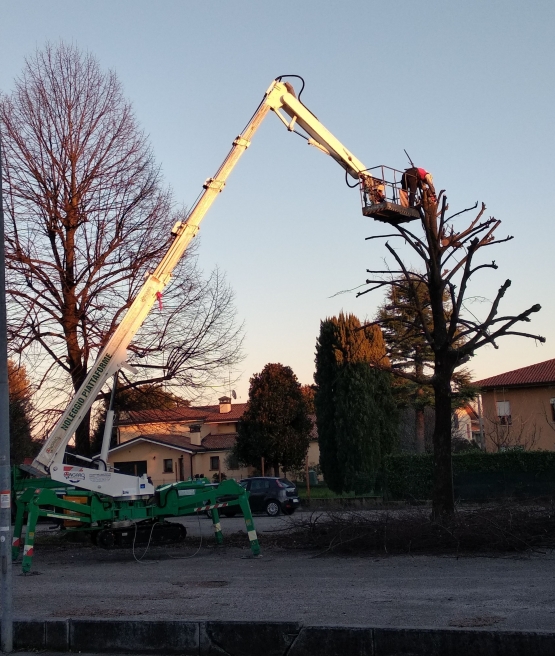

351,472,375,495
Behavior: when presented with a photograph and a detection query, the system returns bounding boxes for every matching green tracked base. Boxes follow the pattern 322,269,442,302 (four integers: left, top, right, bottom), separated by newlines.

12,473,260,573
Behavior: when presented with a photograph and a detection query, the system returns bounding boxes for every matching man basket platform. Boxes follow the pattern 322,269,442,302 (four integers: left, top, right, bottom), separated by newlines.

360,165,421,224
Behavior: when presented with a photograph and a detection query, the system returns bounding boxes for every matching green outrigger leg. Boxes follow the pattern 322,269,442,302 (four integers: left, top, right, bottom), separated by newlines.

240,494,261,556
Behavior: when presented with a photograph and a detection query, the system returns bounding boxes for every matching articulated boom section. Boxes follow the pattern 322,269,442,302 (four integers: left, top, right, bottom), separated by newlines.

269,91,367,179
32,77,371,495
31,81,282,484
18,77,381,571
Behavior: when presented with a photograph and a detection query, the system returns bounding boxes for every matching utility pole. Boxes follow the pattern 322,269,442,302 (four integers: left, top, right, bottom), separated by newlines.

0,138,13,652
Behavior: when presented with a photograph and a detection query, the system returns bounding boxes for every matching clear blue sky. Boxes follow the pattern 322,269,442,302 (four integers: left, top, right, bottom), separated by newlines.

1,1,554,402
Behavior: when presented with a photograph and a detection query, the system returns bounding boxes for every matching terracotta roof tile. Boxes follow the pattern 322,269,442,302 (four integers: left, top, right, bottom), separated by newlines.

117,405,319,447
459,404,479,421
115,433,205,452
201,433,237,450
475,358,555,389
112,432,239,454
120,403,247,426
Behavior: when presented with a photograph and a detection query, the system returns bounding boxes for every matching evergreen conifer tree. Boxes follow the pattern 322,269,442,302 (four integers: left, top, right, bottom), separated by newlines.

313,320,343,492
8,361,37,464
314,313,397,493
234,363,312,476
377,278,477,453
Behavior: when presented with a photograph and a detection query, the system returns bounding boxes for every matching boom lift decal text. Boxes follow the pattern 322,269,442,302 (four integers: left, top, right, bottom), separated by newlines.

60,354,113,431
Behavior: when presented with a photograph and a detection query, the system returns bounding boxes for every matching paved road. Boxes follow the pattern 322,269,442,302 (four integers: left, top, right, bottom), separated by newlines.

5,535,555,632
15,510,555,633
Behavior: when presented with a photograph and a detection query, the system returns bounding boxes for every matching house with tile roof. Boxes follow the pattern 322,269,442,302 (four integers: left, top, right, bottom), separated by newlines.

474,358,555,452
107,396,253,486
107,395,321,486
453,404,481,444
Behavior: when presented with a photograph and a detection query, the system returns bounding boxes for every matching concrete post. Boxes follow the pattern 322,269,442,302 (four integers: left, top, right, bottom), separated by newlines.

0,137,13,652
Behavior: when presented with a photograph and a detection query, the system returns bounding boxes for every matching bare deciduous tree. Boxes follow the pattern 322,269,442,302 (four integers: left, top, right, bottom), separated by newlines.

1,43,243,455
484,414,541,452
359,178,544,517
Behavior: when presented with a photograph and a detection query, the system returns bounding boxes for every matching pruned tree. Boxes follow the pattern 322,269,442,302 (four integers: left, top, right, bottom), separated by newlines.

1,43,243,455
359,179,544,516
234,363,312,477
314,313,397,493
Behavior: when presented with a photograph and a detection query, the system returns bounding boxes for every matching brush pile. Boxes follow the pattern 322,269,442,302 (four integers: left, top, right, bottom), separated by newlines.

263,502,555,556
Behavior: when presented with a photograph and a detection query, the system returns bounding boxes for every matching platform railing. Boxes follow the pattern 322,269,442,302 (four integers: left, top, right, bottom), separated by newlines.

359,165,422,211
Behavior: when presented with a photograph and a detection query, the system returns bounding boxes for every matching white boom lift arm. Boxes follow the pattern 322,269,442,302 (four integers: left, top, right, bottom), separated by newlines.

31,78,370,497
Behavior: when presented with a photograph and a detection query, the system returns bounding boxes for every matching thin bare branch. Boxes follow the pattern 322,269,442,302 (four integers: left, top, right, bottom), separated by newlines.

2,43,244,452
446,201,480,223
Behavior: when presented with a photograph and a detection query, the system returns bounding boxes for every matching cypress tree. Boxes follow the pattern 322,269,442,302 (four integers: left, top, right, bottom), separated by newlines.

314,320,343,491
314,313,397,493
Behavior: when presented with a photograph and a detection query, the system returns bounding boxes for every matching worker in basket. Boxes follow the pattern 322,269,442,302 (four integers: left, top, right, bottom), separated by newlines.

400,167,436,207
361,173,386,205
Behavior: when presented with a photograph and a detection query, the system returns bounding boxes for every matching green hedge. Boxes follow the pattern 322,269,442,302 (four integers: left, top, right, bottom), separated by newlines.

384,451,555,501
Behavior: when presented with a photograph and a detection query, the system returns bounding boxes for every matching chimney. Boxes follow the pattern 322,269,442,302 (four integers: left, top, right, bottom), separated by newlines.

219,396,232,414
188,423,202,446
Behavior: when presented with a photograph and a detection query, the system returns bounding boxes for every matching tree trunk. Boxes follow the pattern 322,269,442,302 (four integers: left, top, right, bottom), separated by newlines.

414,360,426,454
415,408,426,454
75,413,91,457
68,358,90,456
431,364,454,517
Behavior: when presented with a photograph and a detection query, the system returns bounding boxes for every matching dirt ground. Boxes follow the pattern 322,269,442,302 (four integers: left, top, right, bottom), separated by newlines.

6,512,555,632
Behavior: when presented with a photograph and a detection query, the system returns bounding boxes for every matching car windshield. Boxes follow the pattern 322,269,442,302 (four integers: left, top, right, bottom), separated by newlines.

279,478,295,488
238,480,248,489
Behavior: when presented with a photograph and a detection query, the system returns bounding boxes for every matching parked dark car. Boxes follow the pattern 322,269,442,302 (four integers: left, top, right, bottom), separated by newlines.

240,477,300,516
207,477,300,518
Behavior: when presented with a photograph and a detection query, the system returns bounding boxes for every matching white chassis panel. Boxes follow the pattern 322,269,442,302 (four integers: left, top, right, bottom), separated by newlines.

50,465,154,497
